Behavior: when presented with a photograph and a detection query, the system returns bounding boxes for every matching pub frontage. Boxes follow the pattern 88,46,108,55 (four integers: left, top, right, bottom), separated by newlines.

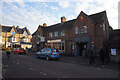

32,11,114,57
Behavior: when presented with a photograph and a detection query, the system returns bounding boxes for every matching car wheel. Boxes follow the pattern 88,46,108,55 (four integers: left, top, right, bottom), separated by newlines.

46,56,49,61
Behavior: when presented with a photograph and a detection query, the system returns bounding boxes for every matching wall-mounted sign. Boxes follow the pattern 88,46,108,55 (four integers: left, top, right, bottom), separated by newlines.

47,39,61,43
111,49,116,55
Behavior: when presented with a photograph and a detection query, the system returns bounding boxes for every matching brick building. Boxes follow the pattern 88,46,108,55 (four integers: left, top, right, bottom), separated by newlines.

32,11,112,56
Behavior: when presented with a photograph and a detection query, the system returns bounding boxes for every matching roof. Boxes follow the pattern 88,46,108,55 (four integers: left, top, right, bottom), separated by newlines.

16,27,31,35
45,19,76,32
32,11,108,34
16,28,24,34
89,11,106,24
32,30,37,36
2,25,13,32
109,29,120,41
2,25,31,35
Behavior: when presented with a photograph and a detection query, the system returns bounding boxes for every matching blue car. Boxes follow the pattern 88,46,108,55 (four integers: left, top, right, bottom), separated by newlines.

37,48,61,60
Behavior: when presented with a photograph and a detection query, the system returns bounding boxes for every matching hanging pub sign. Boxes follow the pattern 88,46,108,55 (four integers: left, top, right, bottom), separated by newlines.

111,49,117,55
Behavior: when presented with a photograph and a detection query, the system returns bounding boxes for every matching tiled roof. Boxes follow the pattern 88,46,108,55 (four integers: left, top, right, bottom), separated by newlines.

32,11,108,34
2,25,31,35
45,19,76,32
89,11,106,24
2,25,13,32
109,29,120,41
16,28,24,34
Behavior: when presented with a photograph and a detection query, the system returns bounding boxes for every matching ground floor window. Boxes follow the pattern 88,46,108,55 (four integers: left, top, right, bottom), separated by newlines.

46,42,65,53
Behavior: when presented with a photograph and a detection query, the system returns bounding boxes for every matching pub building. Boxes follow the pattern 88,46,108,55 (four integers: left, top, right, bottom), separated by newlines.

32,11,113,56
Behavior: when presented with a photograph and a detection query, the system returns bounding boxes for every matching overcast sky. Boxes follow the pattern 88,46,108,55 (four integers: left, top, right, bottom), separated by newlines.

0,0,119,34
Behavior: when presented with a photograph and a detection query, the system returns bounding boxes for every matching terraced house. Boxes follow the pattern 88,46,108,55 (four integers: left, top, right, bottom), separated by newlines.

1,25,31,49
32,11,113,56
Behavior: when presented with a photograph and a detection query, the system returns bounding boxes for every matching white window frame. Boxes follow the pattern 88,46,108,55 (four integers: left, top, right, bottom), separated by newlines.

54,32,58,37
103,24,106,30
49,32,52,37
75,27,79,34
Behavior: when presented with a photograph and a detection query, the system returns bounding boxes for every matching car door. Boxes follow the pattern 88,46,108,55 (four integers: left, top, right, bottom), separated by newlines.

42,49,47,57
39,49,44,57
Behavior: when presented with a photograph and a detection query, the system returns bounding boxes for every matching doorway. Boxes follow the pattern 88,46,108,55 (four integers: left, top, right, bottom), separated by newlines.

76,42,88,56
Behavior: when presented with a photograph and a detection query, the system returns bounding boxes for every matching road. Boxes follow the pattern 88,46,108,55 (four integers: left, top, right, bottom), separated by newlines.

2,51,119,79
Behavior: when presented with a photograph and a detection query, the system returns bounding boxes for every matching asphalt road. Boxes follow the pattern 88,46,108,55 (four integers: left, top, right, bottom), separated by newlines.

2,51,119,79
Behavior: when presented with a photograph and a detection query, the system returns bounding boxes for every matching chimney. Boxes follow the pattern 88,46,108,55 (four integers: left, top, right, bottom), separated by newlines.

17,25,19,28
61,16,66,23
43,23,47,27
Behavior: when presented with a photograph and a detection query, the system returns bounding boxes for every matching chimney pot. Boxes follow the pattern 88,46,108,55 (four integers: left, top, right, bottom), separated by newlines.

43,23,47,27
17,25,19,28
61,16,66,23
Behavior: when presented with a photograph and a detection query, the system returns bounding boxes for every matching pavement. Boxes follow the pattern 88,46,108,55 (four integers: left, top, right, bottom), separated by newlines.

26,51,120,70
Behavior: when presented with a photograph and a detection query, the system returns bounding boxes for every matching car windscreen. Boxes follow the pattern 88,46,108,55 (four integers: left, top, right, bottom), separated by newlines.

52,48,59,52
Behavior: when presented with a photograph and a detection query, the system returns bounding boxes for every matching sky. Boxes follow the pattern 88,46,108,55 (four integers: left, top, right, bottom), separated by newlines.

0,0,119,34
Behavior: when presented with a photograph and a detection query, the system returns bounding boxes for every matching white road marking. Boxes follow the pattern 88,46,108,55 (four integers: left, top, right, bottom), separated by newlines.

22,65,25,67
97,68,100,70
13,61,15,63
16,62,19,64
40,72,47,76
29,67,35,71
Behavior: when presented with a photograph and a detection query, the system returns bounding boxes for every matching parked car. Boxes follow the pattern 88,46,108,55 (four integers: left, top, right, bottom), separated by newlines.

13,48,26,54
37,48,61,60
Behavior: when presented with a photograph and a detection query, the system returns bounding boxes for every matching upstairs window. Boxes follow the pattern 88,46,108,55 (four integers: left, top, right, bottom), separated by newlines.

12,32,16,35
24,33,27,37
49,32,52,37
60,30,65,36
37,33,41,38
81,26,88,33
103,24,106,30
75,26,88,34
75,27,79,34
54,32,58,37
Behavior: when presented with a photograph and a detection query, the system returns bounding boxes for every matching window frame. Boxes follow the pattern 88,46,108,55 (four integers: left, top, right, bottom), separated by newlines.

54,31,58,37
49,32,52,38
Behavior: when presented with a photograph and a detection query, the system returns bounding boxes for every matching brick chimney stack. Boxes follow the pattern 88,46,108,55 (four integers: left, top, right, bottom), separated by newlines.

43,23,47,27
17,25,19,28
61,16,66,23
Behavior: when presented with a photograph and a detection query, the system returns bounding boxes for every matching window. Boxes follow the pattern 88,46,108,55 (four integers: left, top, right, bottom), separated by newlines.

75,27,79,34
75,26,88,34
24,33,27,37
83,26,88,33
12,32,14,35
14,32,16,35
103,24,106,30
37,33,41,38
54,32,58,37
52,48,59,52
60,30,64,36
49,32,52,37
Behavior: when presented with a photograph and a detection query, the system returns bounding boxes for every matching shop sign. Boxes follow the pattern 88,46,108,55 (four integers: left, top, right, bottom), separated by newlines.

47,39,61,43
111,49,116,55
